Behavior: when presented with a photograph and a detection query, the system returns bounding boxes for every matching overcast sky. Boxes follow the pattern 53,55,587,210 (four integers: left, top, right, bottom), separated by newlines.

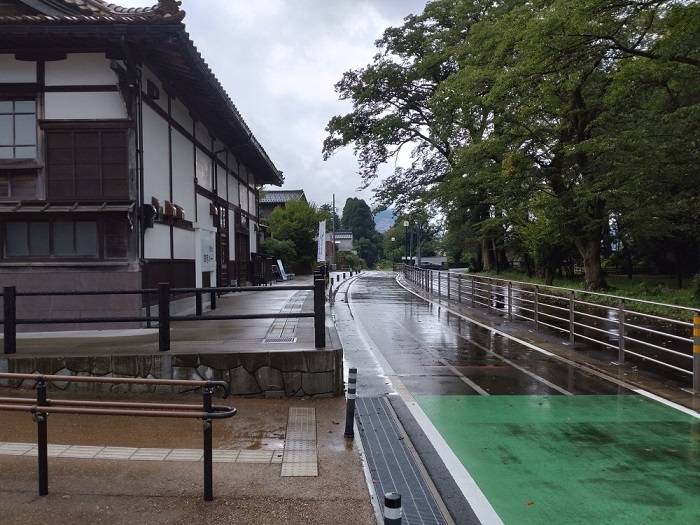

117,0,429,211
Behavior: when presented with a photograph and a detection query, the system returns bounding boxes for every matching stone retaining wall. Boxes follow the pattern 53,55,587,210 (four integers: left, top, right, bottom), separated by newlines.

0,349,344,398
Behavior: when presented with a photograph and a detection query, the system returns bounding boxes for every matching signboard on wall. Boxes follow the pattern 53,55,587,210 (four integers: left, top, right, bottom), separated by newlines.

201,232,216,272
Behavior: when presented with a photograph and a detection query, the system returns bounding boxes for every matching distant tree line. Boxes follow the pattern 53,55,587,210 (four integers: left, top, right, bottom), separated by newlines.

323,0,699,289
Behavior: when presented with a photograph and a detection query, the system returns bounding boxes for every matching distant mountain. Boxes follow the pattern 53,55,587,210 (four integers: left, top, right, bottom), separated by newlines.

374,209,394,233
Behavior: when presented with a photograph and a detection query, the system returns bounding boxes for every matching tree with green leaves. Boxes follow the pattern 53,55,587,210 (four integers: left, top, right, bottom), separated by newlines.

324,0,699,290
264,199,325,274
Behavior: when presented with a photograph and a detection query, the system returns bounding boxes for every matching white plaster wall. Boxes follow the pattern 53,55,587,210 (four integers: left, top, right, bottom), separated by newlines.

217,164,228,201
173,228,194,259
170,98,191,132
194,121,210,151
0,55,36,82
196,194,215,229
230,175,240,207
249,223,258,253
45,54,116,86
248,190,257,218
239,184,248,213
171,130,195,217
44,92,127,120
141,104,170,203
140,67,168,113
143,223,171,259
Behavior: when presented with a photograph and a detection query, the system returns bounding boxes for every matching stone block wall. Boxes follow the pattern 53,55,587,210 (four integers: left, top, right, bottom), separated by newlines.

0,349,344,398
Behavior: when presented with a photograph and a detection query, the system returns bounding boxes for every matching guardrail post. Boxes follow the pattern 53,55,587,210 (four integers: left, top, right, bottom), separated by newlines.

3,285,16,354
344,367,357,438
202,387,213,501
36,379,49,496
534,285,539,331
314,278,326,348
457,274,462,303
569,291,576,343
508,281,513,322
693,312,699,394
618,299,626,363
487,279,492,313
158,283,170,352
471,276,475,307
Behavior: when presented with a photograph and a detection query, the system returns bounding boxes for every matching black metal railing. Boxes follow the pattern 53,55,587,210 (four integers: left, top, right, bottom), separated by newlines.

0,373,235,501
1,278,327,354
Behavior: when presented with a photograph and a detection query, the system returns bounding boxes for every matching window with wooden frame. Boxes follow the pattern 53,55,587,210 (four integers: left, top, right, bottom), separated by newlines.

2,214,129,261
45,128,129,200
0,100,36,160
0,99,40,201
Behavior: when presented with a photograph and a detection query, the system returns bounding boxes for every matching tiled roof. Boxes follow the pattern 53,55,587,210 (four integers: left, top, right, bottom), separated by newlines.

332,230,353,240
0,0,183,21
260,190,306,204
0,0,283,186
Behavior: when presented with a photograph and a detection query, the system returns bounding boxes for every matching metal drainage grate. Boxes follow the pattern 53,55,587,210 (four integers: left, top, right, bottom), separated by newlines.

263,337,297,344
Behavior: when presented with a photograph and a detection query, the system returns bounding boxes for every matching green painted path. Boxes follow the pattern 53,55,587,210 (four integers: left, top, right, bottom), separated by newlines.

416,394,700,525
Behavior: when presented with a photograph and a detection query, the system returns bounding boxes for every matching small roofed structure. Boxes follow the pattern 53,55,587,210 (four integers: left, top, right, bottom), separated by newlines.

259,189,307,218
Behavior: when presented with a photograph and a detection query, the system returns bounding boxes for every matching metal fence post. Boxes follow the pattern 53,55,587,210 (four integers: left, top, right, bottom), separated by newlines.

618,299,626,364
569,291,576,343
446,272,450,300
314,278,326,348
457,273,462,303
534,285,539,331
487,279,492,313
210,289,217,311
693,312,699,394
471,276,475,307
158,283,171,351
508,281,513,322
3,285,16,354
35,379,49,496
196,290,203,316
202,387,213,501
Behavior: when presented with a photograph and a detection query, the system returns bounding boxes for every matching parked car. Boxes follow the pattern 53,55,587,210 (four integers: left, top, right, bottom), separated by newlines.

418,262,442,270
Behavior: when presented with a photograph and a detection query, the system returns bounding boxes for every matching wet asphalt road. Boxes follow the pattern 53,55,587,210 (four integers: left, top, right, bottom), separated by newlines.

333,271,700,525
335,271,623,398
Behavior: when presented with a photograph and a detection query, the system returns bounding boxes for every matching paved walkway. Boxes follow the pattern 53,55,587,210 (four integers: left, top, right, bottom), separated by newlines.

0,274,375,525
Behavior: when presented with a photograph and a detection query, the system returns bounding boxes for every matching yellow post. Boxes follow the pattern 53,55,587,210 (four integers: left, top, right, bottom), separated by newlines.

694,312,700,394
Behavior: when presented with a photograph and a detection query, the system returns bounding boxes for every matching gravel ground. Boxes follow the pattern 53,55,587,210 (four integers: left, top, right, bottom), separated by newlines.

0,391,376,525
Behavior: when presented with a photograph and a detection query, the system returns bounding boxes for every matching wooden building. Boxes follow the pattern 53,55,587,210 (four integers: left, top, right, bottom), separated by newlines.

0,0,283,329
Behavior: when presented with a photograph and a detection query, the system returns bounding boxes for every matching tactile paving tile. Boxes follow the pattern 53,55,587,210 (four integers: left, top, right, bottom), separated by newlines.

0,443,281,464
281,407,318,476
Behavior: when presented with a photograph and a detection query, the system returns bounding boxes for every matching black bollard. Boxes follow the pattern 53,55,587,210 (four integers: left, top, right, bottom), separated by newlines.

384,492,402,524
344,368,357,438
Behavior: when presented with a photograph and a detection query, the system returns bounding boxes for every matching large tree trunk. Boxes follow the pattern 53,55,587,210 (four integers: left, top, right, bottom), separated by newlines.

576,235,607,291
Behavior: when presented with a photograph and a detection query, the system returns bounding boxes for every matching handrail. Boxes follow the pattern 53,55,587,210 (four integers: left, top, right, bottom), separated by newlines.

0,373,236,501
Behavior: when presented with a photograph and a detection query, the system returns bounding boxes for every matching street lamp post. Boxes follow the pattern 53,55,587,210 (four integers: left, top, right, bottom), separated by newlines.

403,221,409,266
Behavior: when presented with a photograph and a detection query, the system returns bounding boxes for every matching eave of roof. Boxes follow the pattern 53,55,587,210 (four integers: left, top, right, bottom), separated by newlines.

0,0,284,186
